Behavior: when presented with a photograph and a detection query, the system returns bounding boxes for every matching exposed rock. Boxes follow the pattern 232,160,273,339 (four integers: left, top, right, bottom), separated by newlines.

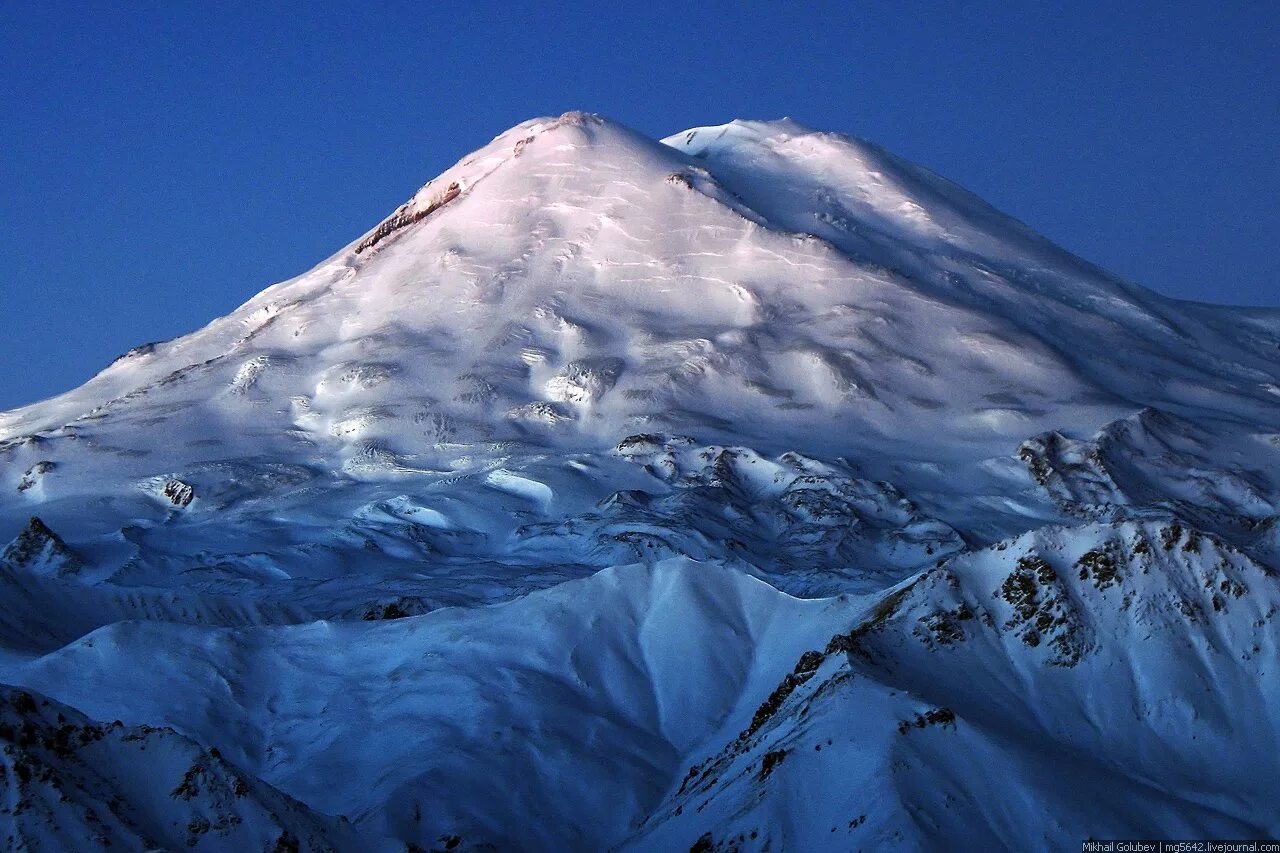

896,707,957,734
162,478,196,508
107,339,165,366
16,461,54,493
355,181,462,254
757,748,787,780
1,517,82,576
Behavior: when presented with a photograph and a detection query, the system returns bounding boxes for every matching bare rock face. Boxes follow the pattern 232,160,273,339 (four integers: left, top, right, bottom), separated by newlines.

16,461,54,494
1,518,82,576
162,478,195,508
354,180,462,254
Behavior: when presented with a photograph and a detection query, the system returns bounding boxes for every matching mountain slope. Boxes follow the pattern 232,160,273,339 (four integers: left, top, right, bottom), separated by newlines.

2,113,1276,609
0,112,1278,849
0,560,856,849
629,520,1280,849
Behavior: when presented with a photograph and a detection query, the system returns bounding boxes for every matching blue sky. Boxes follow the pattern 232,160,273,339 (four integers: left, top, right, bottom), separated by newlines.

1,1,1277,409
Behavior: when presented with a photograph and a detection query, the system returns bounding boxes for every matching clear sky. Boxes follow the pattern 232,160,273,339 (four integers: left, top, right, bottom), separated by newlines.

2,1,1277,410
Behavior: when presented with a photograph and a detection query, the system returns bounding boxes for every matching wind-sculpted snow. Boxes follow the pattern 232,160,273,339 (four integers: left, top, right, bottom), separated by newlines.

514,435,964,596
1,111,1279,848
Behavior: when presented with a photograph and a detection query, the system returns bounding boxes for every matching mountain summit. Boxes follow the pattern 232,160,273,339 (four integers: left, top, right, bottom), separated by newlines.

1,113,1279,848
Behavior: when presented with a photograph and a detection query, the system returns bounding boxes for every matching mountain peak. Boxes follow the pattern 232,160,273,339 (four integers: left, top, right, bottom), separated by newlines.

3,113,1278,536
662,116,823,149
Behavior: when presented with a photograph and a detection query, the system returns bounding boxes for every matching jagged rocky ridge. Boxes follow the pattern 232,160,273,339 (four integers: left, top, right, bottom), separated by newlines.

1,518,81,577
0,685,361,851
630,519,1280,849
0,112,1278,849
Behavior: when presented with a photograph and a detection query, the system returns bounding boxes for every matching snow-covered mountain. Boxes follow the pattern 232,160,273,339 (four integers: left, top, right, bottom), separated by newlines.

1,112,1278,850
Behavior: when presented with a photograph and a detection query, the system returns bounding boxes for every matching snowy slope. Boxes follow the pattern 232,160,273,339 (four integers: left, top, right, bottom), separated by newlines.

629,520,1280,849
1,112,1279,849
1,560,856,849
